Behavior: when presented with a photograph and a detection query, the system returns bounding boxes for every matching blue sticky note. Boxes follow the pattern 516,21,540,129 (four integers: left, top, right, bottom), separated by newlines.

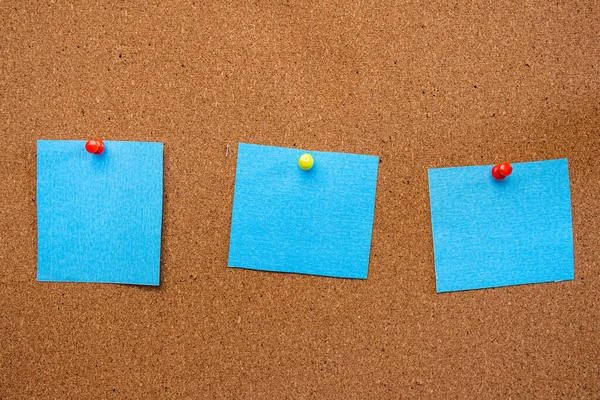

428,159,574,292
228,143,379,279
37,140,163,285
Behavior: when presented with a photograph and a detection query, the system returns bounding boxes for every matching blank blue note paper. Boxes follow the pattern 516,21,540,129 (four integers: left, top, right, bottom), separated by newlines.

37,140,163,285
228,143,379,279
428,158,574,292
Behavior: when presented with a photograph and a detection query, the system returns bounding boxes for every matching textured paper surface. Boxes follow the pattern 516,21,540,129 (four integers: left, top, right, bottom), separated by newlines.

428,159,574,292
229,143,379,279
37,140,163,285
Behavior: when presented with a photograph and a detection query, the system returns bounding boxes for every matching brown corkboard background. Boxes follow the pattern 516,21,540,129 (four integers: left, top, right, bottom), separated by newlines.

1,1,599,398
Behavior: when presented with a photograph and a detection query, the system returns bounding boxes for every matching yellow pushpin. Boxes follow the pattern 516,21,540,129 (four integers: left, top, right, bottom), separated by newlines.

298,153,314,170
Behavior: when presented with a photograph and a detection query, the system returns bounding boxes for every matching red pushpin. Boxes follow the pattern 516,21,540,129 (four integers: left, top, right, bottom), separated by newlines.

85,139,105,155
492,162,513,180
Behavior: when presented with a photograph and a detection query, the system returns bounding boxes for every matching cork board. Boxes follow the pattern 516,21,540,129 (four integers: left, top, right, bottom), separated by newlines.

1,1,599,398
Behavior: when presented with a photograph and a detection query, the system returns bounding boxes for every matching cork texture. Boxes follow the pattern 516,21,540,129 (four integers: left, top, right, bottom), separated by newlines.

1,1,599,398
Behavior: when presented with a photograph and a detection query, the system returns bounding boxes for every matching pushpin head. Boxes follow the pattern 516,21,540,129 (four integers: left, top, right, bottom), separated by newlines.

498,162,512,177
85,139,105,155
492,162,512,180
298,153,314,170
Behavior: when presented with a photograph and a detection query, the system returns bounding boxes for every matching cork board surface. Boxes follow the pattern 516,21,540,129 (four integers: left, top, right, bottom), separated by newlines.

1,1,599,398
